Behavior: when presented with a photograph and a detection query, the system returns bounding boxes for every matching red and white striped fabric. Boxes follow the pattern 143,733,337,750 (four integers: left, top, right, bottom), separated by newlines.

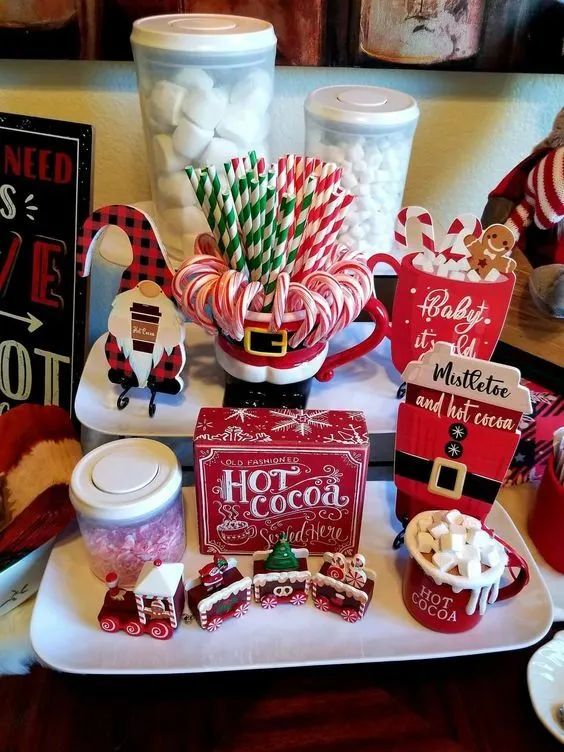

506,147,564,238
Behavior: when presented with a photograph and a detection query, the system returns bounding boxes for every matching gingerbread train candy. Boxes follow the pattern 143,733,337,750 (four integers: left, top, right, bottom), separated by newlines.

252,533,311,608
186,555,252,631
312,551,376,623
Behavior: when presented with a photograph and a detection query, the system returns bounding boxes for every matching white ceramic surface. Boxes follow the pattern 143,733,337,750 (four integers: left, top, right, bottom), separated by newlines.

74,322,402,438
528,631,564,743
0,540,54,617
499,484,564,622
30,482,552,675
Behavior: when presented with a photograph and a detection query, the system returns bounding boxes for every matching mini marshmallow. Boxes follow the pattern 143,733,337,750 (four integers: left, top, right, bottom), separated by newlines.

172,118,214,160
440,531,465,552
466,529,492,549
182,86,228,130
480,544,501,568
157,171,197,207
432,551,457,572
199,137,239,167
430,522,449,539
463,516,481,530
162,206,211,234
216,106,264,146
484,268,502,283
448,272,466,280
172,67,214,91
418,515,434,533
443,509,463,525
467,270,482,282
458,557,481,579
456,545,480,562
417,531,435,554
230,70,272,114
346,142,364,163
153,134,187,173
150,81,186,128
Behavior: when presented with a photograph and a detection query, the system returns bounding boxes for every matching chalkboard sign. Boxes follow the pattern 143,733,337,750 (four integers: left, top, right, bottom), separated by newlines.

0,113,92,416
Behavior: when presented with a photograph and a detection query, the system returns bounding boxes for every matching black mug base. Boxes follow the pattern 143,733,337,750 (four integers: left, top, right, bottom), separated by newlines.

223,374,313,409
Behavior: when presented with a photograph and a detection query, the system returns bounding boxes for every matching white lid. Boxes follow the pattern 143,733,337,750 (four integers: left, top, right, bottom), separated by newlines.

305,85,419,127
70,438,181,522
131,14,276,53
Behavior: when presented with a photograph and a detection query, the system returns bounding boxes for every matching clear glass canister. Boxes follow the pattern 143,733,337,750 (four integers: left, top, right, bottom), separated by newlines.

70,438,185,587
305,85,419,257
131,14,277,264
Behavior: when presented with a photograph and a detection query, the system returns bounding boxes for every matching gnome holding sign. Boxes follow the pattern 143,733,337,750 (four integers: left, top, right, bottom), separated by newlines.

77,205,186,417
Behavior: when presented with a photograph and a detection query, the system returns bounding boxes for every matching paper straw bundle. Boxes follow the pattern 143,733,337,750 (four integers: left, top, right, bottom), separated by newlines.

173,152,373,348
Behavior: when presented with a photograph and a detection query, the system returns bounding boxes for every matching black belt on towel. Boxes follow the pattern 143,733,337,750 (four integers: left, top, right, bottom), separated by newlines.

395,450,501,504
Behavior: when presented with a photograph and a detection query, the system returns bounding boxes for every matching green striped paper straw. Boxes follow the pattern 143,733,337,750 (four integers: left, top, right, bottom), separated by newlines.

186,166,215,234
283,175,316,277
247,176,264,281
262,194,296,310
221,190,245,273
259,175,277,283
224,160,242,223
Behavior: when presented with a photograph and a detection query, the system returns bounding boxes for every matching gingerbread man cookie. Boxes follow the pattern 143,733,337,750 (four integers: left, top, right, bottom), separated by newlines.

463,224,517,279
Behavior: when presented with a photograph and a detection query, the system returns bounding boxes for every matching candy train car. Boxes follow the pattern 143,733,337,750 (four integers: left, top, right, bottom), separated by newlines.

98,560,185,640
312,552,376,623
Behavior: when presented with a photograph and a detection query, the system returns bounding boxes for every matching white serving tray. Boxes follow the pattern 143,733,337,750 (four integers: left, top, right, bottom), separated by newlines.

31,482,552,675
500,483,564,622
74,323,402,438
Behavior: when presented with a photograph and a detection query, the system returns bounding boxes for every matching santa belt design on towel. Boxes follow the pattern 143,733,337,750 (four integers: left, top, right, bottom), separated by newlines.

395,450,501,504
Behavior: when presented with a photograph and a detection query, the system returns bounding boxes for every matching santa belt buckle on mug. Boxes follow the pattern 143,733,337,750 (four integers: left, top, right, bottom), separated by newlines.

428,457,467,500
243,327,288,358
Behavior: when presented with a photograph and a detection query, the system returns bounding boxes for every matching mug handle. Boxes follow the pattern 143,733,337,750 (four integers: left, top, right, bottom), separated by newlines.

484,529,530,602
315,296,390,382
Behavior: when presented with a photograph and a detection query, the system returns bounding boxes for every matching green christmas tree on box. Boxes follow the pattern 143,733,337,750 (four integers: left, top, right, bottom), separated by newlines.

265,533,298,572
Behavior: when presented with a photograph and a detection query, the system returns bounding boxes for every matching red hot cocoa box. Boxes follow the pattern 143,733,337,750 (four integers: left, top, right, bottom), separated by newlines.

193,408,369,556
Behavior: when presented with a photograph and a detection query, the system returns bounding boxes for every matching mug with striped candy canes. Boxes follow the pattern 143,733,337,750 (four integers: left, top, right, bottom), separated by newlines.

172,152,391,409
368,206,517,377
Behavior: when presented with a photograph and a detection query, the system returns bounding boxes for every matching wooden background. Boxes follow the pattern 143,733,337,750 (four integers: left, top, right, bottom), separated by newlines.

0,0,561,72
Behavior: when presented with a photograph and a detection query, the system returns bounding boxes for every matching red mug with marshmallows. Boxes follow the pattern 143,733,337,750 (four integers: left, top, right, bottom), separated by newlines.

368,252,515,376
402,511,529,633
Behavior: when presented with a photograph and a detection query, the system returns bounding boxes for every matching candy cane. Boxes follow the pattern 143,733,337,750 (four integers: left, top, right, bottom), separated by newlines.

437,214,482,257
232,280,263,341
270,272,290,332
394,206,436,254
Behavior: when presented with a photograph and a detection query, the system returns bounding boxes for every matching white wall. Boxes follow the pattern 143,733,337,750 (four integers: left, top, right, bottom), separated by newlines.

0,60,562,227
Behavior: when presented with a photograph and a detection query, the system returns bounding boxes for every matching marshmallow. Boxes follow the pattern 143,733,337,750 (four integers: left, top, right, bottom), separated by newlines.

480,544,501,568
216,106,264,146
463,515,481,530
150,81,186,128
417,531,435,554
172,118,214,160
417,515,434,533
443,509,463,526
162,206,211,235
432,551,457,572
172,67,214,91
440,531,465,552
429,522,448,539
182,86,228,130
456,545,480,562
458,557,481,579
157,171,197,207
153,134,187,173
230,70,272,114
200,137,239,167
466,529,492,549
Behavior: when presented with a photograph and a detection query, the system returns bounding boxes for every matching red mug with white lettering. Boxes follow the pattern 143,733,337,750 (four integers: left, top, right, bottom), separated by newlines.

402,512,529,633
368,253,515,375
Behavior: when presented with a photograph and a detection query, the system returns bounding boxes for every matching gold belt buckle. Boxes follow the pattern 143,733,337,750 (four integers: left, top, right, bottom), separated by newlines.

243,327,288,358
428,457,467,500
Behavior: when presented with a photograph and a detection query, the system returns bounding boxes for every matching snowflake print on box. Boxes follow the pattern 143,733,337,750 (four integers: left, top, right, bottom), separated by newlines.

194,408,370,556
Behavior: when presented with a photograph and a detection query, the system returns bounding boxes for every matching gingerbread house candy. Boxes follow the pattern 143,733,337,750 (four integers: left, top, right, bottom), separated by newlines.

98,559,185,640
186,555,252,632
312,551,376,623
252,533,311,609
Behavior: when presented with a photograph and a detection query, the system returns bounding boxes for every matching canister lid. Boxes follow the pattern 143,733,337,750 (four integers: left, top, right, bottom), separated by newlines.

131,14,276,53
305,85,419,127
70,438,181,522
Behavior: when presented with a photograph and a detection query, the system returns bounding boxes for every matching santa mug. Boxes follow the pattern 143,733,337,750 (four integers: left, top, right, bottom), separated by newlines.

368,252,515,376
402,513,529,633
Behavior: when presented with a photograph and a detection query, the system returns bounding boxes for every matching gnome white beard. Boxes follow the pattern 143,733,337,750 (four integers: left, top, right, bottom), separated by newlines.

108,287,183,388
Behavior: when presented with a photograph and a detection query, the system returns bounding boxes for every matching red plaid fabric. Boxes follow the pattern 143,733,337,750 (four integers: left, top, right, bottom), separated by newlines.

77,204,184,390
